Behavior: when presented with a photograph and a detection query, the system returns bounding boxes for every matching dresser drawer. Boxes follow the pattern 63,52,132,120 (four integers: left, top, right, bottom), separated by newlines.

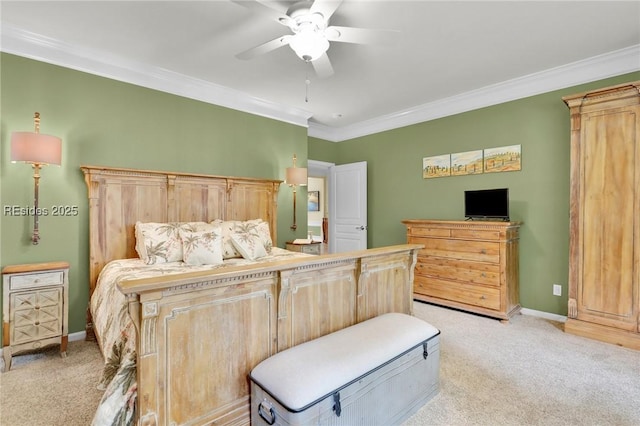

414,237,500,263
416,256,501,287
10,271,64,290
407,227,451,238
450,228,501,240
414,276,501,310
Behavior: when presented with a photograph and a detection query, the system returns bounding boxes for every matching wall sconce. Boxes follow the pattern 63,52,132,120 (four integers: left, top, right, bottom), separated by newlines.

285,154,307,230
11,112,62,245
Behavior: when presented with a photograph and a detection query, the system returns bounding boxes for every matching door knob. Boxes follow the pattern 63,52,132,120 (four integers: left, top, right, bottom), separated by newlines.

355,225,367,230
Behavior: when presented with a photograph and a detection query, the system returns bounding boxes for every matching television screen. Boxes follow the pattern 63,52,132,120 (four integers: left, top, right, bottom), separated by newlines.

464,188,509,220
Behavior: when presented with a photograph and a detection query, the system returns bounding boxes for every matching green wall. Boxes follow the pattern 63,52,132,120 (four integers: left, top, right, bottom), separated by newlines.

2,52,638,337
0,53,310,337
310,71,640,316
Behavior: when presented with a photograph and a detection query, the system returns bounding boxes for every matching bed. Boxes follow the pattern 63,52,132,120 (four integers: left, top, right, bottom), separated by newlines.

82,165,422,426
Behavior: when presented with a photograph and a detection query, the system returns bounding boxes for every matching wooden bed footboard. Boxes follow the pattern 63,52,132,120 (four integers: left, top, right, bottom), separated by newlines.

118,244,421,425
81,165,423,425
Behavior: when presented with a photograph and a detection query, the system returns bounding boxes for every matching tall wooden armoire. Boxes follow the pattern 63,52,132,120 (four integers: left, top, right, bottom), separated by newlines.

563,81,640,350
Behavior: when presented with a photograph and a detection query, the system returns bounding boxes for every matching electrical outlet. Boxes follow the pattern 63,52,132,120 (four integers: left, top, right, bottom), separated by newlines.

553,284,562,296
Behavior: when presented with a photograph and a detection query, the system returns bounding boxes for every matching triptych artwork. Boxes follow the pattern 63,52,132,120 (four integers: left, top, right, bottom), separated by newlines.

423,144,521,179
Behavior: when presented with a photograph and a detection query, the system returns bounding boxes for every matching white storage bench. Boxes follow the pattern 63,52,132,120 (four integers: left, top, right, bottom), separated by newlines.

250,313,440,425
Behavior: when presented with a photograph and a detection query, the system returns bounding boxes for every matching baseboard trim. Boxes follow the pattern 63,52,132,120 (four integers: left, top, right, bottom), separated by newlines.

0,331,87,356
520,308,567,323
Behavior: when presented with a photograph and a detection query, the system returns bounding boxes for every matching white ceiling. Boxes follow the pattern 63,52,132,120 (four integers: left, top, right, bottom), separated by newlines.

2,1,640,141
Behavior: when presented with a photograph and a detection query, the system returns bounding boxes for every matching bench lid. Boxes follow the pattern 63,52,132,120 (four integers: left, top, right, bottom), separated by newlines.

250,312,439,411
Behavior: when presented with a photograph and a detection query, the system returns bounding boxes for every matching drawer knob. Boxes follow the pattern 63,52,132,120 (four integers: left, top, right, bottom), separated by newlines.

480,249,486,254
35,321,40,326
35,306,40,310
481,273,486,277
34,279,40,283
480,295,486,300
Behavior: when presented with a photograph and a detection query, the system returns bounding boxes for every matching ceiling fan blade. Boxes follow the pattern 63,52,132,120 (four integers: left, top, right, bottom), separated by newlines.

310,0,343,20
311,52,334,79
236,35,292,60
325,26,399,45
231,0,294,27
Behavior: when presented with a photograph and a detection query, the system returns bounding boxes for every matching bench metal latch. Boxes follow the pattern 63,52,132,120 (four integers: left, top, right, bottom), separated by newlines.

423,342,429,359
333,392,342,417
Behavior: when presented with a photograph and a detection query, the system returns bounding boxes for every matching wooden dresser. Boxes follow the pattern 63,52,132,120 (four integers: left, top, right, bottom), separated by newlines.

402,219,521,321
563,81,640,350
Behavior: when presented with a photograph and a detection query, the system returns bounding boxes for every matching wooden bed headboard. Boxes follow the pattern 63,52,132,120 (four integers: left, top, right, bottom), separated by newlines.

81,165,282,295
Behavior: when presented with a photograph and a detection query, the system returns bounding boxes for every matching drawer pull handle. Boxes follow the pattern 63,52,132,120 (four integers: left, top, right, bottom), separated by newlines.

258,402,276,425
480,295,486,300
34,279,40,283
481,273,486,277
35,306,40,310
35,321,40,326
480,249,486,254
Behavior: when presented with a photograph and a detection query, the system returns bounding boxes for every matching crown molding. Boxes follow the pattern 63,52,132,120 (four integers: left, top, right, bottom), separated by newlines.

308,44,640,142
2,24,638,141
0,24,313,128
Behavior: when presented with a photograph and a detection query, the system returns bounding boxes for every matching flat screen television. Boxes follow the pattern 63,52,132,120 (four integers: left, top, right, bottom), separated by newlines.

464,188,509,220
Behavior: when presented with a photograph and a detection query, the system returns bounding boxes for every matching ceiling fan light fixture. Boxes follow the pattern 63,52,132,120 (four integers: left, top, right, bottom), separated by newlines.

289,30,329,62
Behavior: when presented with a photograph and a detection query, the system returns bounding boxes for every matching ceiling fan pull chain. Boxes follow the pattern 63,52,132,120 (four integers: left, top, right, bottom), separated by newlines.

305,66,311,103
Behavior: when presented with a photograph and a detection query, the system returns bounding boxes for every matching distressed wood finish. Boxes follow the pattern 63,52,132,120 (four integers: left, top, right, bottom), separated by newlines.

2,262,70,372
403,219,521,321
563,81,640,350
83,165,422,425
120,245,420,425
81,165,282,298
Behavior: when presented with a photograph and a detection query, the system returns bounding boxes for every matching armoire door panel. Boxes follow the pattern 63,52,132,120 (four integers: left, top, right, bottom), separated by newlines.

580,110,636,320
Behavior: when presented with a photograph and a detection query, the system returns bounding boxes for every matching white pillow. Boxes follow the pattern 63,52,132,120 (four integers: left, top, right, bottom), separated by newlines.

135,222,184,264
214,219,273,259
135,221,210,264
179,226,224,266
230,232,268,261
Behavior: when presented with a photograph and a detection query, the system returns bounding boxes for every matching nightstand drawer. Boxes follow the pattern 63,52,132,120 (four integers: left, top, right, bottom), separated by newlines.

10,271,64,290
286,242,321,255
12,288,62,312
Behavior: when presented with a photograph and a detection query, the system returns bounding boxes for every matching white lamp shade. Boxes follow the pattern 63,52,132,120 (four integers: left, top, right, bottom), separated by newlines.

11,132,62,165
286,166,308,186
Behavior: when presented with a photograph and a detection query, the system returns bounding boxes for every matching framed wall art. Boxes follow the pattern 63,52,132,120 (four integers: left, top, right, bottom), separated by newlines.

451,150,483,176
484,144,521,173
308,190,320,211
423,154,451,179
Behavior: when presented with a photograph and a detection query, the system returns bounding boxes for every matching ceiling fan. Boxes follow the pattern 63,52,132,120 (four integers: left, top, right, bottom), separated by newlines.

233,0,396,78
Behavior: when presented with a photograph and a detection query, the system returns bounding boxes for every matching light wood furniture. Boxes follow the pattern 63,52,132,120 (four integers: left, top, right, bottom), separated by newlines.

403,219,521,321
2,262,69,372
563,81,640,350
285,240,322,254
83,165,422,425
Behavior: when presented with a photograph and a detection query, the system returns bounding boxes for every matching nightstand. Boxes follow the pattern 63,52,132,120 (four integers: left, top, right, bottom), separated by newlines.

285,241,322,255
2,261,69,372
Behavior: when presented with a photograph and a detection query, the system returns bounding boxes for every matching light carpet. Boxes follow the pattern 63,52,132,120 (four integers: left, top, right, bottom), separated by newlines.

405,302,640,426
0,301,638,425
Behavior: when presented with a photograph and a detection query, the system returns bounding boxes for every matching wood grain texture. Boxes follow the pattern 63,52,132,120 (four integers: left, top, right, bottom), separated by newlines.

563,81,640,349
83,165,423,425
403,219,521,321
119,245,421,425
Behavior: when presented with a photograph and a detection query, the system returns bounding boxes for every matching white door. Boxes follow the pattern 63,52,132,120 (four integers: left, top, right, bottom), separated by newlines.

329,161,367,253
